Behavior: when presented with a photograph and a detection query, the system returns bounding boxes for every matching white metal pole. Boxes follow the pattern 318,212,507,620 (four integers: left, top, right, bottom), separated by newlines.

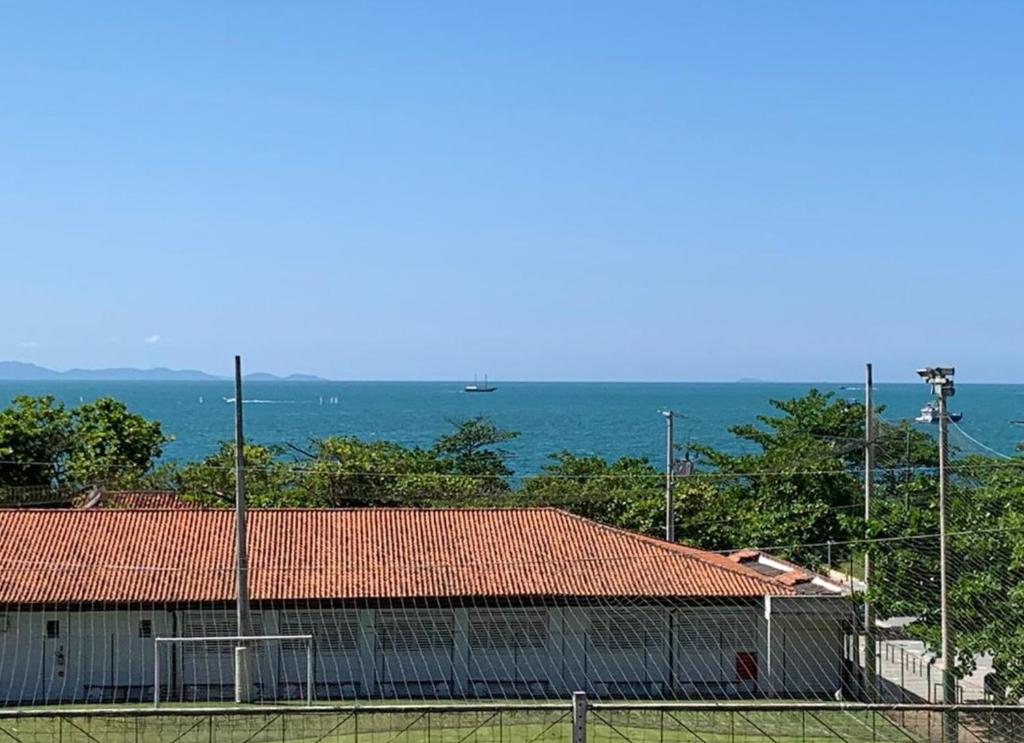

664,411,675,542
864,363,877,698
307,639,315,706
153,638,160,707
938,387,956,742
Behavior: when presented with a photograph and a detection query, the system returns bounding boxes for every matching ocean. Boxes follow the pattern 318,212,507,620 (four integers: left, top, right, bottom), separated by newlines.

1,381,1022,474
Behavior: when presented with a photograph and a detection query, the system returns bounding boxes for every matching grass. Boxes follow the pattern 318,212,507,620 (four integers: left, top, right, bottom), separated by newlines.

0,708,923,742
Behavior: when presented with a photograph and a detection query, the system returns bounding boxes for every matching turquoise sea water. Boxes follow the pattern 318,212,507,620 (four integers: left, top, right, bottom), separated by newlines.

1,381,1022,474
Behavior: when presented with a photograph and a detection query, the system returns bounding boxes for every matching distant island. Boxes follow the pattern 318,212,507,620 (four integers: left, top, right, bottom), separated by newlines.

0,361,328,382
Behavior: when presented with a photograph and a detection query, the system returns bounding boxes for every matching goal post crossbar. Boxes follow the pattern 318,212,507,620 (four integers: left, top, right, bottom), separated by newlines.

155,635,314,644
153,634,315,708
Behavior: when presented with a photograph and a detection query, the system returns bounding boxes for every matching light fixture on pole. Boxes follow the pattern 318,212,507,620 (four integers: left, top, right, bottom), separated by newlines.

660,410,694,543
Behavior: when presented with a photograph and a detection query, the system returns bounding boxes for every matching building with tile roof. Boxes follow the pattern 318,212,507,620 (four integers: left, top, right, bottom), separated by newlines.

0,508,851,705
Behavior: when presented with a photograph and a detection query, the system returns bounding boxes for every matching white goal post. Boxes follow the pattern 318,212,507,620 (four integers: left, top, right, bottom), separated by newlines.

153,634,314,707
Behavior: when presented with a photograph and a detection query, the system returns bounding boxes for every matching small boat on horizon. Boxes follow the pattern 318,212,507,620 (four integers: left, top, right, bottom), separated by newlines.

465,374,497,393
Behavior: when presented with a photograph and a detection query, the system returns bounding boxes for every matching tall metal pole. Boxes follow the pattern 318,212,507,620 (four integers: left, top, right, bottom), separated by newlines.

234,355,252,703
863,363,877,698
918,366,957,743
664,411,675,542
937,385,956,742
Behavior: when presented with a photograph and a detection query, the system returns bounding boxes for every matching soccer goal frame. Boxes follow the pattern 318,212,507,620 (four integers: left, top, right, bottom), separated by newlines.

153,634,314,707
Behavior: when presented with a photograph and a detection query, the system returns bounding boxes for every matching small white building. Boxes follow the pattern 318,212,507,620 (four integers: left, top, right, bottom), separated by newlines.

0,508,850,704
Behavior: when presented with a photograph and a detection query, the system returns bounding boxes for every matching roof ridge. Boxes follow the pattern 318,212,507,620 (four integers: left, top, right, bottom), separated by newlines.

547,509,789,588
0,506,565,514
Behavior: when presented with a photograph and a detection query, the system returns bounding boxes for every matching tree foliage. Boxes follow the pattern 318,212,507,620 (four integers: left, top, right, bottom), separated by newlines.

869,454,1024,697
0,395,168,492
170,417,521,508
0,395,71,488
66,398,168,488
687,389,865,561
519,452,665,534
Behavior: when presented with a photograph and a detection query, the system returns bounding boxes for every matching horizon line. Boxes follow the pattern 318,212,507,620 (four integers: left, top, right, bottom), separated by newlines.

2,377,1022,385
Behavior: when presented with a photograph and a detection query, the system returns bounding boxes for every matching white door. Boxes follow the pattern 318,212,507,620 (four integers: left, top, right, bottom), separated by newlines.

42,615,71,702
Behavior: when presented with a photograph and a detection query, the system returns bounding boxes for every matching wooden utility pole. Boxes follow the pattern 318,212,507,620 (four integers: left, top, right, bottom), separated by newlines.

234,355,252,703
663,411,675,542
863,363,877,698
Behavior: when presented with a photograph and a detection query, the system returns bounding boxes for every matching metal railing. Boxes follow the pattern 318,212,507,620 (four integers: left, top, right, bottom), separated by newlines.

0,698,1022,742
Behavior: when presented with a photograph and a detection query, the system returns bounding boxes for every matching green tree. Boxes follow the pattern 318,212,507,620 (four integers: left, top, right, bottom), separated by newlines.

0,395,169,495
0,395,71,488
176,442,301,506
66,398,169,488
688,389,865,561
870,455,1024,698
304,434,491,507
520,452,665,534
431,416,519,484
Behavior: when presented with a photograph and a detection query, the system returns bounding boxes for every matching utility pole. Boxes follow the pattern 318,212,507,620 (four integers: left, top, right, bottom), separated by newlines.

917,367,957,743
662,411,675,542
234,355,252,703
863,363,877,699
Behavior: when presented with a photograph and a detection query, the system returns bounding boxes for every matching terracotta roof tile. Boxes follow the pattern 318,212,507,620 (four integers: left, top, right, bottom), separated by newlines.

0,508,795,604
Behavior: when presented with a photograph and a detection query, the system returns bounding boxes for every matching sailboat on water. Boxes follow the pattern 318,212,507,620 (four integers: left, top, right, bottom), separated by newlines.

465,374,497,393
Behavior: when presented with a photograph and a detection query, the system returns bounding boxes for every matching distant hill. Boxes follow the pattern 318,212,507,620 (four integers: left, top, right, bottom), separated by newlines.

0,361,327,382
0,362,61,380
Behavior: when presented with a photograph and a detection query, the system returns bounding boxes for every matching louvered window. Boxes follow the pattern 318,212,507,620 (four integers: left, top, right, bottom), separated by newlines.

180,613,264,658
589,613,659,650
676,612,755,651
468,610,547,651
378,611,453,652
717,619,756,650
676,619,716,650
279,611,358,652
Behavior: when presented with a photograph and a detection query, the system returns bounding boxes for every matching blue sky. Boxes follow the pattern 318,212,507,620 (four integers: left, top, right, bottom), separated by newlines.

2,2,1021,382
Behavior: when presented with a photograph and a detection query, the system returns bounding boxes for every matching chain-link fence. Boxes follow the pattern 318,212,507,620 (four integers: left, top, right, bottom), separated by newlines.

0,702,1022,743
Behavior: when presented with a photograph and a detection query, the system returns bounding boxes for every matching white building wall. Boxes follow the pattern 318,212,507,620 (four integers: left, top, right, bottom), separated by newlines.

546,607,568,695
777,618,843,694
561,607,589,693
358,609,376,695
375,609,455,696
452,608,470,696
585,607,667,696
674,606,763,695
275,607,361,699
0,601,845,703
0,609,173,704
463,608,549,696
0,610,62,704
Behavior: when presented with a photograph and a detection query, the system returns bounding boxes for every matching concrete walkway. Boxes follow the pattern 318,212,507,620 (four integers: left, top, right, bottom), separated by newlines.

860,637,993,703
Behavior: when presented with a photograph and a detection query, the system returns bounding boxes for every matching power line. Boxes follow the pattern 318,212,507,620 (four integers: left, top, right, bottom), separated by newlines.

949,421,1016,460
1,456,1022,479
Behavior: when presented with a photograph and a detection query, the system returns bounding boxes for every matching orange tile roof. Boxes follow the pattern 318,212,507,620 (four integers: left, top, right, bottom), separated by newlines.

727,549,840,594
0,508,796,604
